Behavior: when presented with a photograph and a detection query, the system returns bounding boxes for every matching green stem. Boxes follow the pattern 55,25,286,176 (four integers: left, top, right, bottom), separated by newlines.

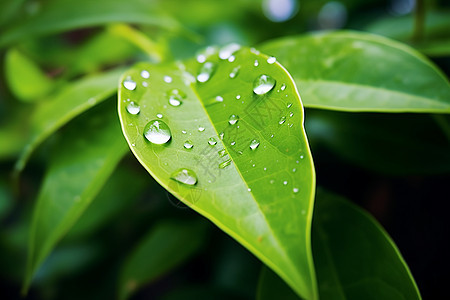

412,0,425,42
432,114,450,142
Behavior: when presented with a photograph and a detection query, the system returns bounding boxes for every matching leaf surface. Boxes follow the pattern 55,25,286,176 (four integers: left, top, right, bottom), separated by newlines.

118,47,317,299
260,31,450,113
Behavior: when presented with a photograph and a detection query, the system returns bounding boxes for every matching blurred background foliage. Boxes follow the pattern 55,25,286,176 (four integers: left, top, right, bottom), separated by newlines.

0,0,449,299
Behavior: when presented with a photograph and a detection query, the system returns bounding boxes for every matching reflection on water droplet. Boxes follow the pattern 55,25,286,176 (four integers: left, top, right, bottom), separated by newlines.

249,139,260,150
293,188,299,193
208,137,217,145
289,112,294,117
164,76,172,83
279,116,286,125
283,181,288,185
228,55,236,62
140,70,150,79
218,149,227,157
287,102,292,108
253,75,276,95
228,114,239,125
123,77,136,90
171,168,197,185
300,155,304,159
219,43,241,60
181,130,187,134
126,101,140,115
236,95,241,99
281,83,286,91
216,96,223,102
254,60,259,67
142,81,148,87
184,140,194,149
230,141,236,146
292,168,296,172
267,56,276,64
219,159,232,169
198,126,205,132
248,188,252,191
229,66,240,79
197,54,206,63
143,120,171,144
168,89,186,107
156,113,163,118
197,62,216,83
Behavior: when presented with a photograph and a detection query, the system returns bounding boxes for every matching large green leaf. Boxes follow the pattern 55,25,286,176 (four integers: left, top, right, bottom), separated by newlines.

313,189,421,299
0,0,178,47
118,47,317,299
15,68,124,173
119,219,208,299
256,189,421,300
259,31,450,113
24,102,128,292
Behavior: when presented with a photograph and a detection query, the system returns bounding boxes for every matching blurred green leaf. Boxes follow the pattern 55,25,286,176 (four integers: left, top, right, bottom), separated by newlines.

260,31,450,113
0,0,26,26
15,67,124,173
305,109,450,175
0,181,13,221
5,48,54,102
313,189,421,299
24,102,128,292
256,266,300,300
0,0,179,48
415,38,450,57
118,47,317,299
162,285,248,300
119,219,208,299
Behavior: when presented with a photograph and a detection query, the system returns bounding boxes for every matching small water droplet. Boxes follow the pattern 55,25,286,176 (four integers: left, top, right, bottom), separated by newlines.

219,159,232,169
292,168,296,172
197,54,206,63
270,180,274,184
293,188,299,193
229,66,240,79
218,149,227,157
281,83,286,91
123,77,136,90
283,181,288,185
156,113,163,118
228,114,239,125
143,120,171,144
228,55,236,62
253,75,276,95
140,70,150,79
219,43,241,60
230,141,236,146
184,140,194,149
267,56,276,64
168,89,186,107
279,116,286,125
248,188,252,192
289,112,294,117
208,137,217,146
249,139,260,150
164,76,172,83
142,81,148,87
263,167,267,171
131,143,136,147
181,130,187,134
236,95,241,99
250,48,260,55
197,61,216,83
198,126,205,132
300,155,304,159
126,101,140,115
171,168,197,185
254,60,259,67
287,102,293,108
216,95,223,102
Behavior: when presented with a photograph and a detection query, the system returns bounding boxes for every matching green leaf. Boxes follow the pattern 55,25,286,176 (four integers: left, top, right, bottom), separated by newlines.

118,47,317,299
305,110,450,175
0,0,179,48
5,48,54,102
313,189,421,299
256,189,421,300
119,219,208,299
259,31,450,113
24,102,128,292
15,67,124,173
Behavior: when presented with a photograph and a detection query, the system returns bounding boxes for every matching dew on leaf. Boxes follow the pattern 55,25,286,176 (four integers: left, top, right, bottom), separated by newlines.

267,56,276,64
253,75,276,95
140,70,150,79
219,132,225,140
208,137,217,146
143,120,171,144
254,60,259,67
218,149,227,157
249,139,260,150
219,159,232,169
293,188,299,193
156,113,163,118
216,95,224,102
126,101,140,115
236,95,241,99
198,126,205,132
168,89,186,107
197,62,216,83
279,116,286,125
170,168,197,185
123,77,136,90
287,102,293,108
184,140,194,149
281,83,286,91
228,114,239,125
219,43,241,60
229,66,240,79
164,76,172,83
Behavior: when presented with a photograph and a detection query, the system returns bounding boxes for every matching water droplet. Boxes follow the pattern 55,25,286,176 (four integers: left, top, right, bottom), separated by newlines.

143,120,171,144
263,167,267,171
283,181,288,185
253,75,276,95
300,155,304,159
267,56,276,64
171,168,197,185
142,81,148,87
219,159,232,169
126,101,140,115
228,56,236,62
198,126,205,132
156,113,163,118
181,130,187,134
184,140,194,149
167,89,186,107
236,95,241,99
131,143,136,147
229,66,240,79
292,168,296,172
140,70,150,79
197,62,216,83
287,102,292,108
254,60,259,67
279,116,286,125
249,139,260,150
219,43,241,60
215,95,223,102
123,77,136,90
281,83,286,91
230,141,236,146
289,112,294,117
208,137,217,146
248,188,252,192
250,48,260,55
219,132,225,140
218,149,227,157
164,76,172,83
228,114,239,125
293,188,299,193
197,54,206,63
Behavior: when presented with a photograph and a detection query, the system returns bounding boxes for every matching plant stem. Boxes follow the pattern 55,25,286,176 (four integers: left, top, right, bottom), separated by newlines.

412,0,425,42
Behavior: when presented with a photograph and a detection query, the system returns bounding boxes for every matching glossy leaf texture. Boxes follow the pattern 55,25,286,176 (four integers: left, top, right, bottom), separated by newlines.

119,219,209,299
5,48,54,102
118,47,317,299
259,31,450,113
24,102,128,292
15,67,124,173
256,189,421,300
0,0,179,48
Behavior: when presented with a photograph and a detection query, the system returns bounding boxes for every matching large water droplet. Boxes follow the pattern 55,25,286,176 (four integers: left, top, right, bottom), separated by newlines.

249,139,260,150
171,168,197,185
140,70,150,79
197,62,216,83
168,89,186,107
219,159,232,169
208,137,217,146
123,77,136,90
126,101,140,115
229,66,240,79
143,120,171,144
228,114,239,125
184,140,194,149
219,43,241,60
253,75,276,95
